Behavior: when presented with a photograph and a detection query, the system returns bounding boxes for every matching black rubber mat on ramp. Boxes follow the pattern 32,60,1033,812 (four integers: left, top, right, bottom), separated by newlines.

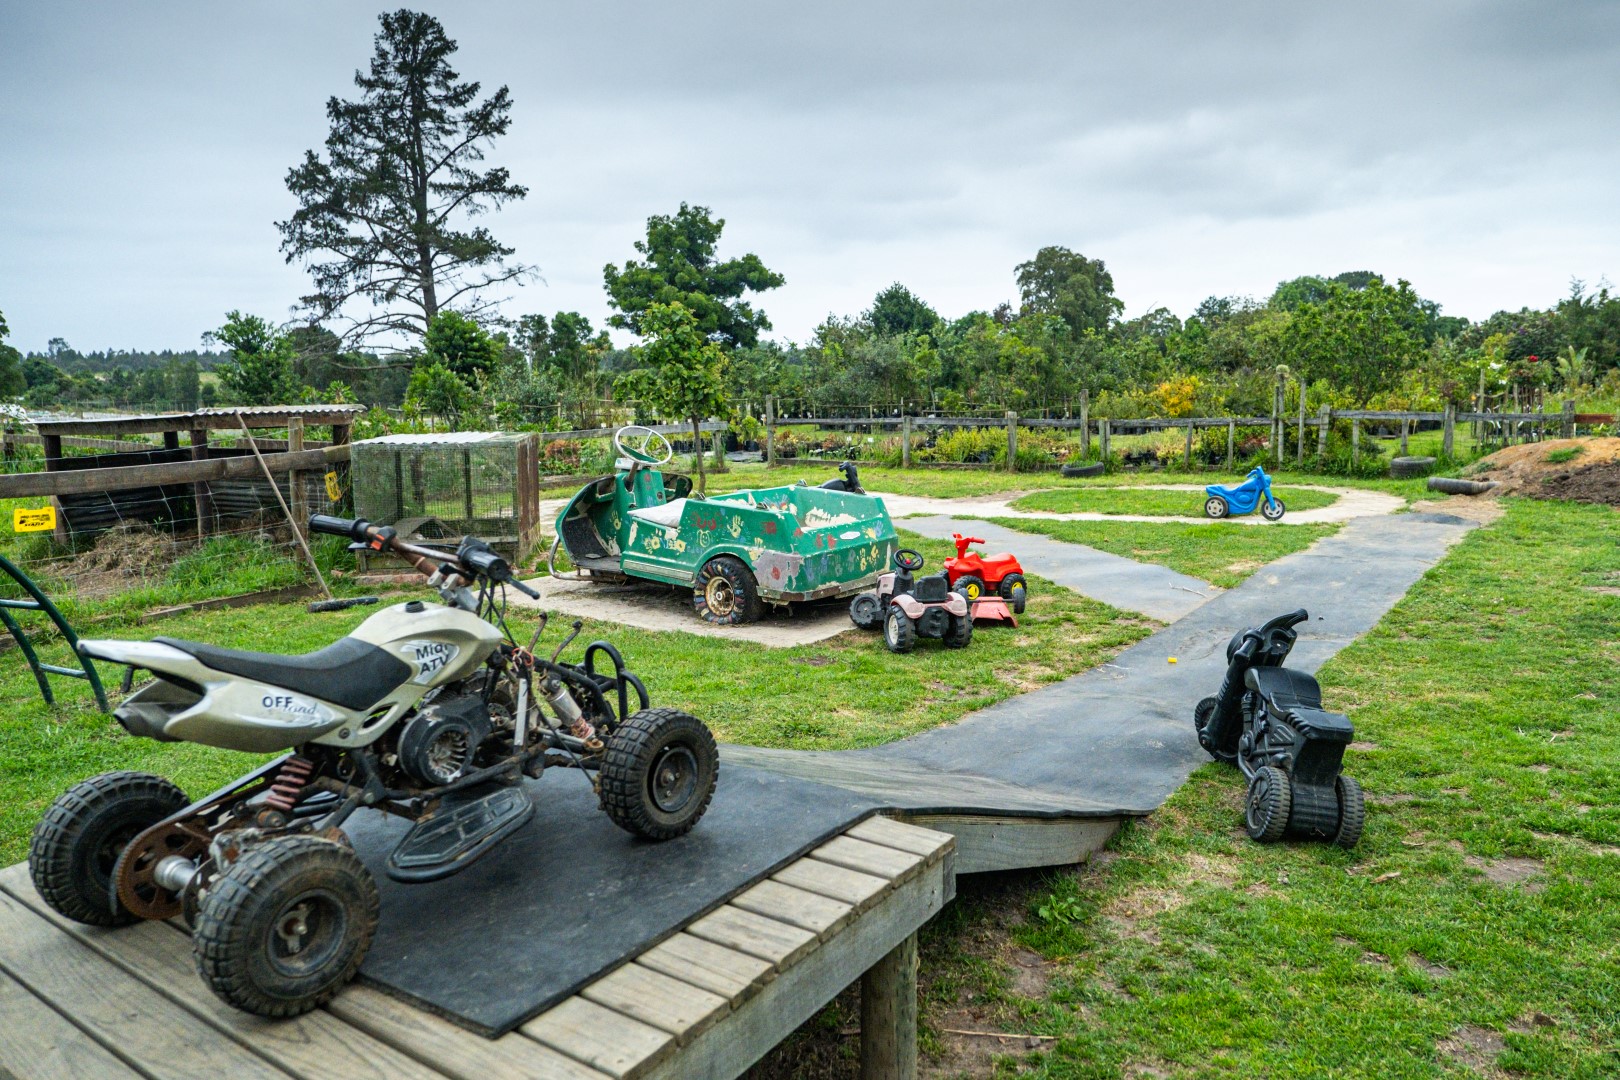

344,763,878,1035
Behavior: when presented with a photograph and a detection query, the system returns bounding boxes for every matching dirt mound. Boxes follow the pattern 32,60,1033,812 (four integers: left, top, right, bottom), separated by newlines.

1470,438,1620,507
61,524,181,599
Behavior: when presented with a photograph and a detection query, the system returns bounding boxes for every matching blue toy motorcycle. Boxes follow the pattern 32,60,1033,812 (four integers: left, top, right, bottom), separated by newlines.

1204,466,1285,520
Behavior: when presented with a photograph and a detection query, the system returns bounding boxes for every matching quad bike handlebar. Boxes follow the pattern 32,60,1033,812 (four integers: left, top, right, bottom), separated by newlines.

308,515,539,599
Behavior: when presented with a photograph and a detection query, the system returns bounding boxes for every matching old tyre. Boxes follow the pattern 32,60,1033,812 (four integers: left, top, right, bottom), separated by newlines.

693,556,764,625
883,606,916,653
943,612,973,649
1333,775,1366,849
1427,476,1499,496
1193,696,1237,764
953,574,985,602
1060,461,1105,478
193,835,378,1017
1245,766,1293,843
600,708,719,840
1261,497,1287,522
1390,455,1437,479
29,771,189,927
998,573,1028,614
1204,495,1229,519
849,591,883,630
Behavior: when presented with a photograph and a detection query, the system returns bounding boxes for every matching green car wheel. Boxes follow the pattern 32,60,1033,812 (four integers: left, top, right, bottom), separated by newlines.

693,556,764,625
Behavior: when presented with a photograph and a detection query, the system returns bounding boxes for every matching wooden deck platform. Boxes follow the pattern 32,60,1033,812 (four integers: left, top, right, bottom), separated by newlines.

0,816,954,1080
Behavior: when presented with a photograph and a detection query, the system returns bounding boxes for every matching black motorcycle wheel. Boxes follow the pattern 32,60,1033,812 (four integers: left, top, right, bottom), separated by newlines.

1245,766,1293,843
693,556,764,625
1261,498,1287,522
193,835,378,1017
1333,775,1366,849
953,574,986,602
1204,495,1230,519
883,607,916,653
849,591,883,630
998,573,1027,614
600,708,719,840
1193,696,1237,764
29,771,189,927
943,612,973,649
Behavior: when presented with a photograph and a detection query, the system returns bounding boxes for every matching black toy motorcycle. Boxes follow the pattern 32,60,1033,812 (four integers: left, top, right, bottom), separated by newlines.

1193,609,1364,847
818,461,865,494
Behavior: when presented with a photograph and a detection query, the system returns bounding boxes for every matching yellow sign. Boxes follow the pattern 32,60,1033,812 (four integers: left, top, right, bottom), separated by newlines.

324,471,343,502
13,506,56,533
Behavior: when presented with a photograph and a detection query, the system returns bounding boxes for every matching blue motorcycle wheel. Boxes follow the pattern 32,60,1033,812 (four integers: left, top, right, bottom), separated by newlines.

1261,498,1286,521
1204,495,1229,519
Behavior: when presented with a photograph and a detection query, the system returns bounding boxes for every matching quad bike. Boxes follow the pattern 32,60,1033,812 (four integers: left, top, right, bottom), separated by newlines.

848,548,972,652
1204,465,1285,520
943,533,1027,613
29,515,718,1018
1193,608,1363,847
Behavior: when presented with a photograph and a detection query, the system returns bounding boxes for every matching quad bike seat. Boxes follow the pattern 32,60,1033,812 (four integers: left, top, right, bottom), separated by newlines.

1244,666,1323,711
154,636,413,712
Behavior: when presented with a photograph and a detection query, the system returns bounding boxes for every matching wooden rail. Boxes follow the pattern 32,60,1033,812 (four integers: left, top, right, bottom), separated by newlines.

0,444,351,499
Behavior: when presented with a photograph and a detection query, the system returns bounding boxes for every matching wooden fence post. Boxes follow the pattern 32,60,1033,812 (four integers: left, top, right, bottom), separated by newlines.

1563,399,1576,439
1351,418,1360,469
1399,418,1409,456
1079,389,1090,459
765,396,776,467
1099,419,1110,464
1442,404,1455,458
1316,406,1331,458
1183,420,1194,471
901,415,912,469
1226,420,1235,469
287,417,306,530
1297,388,1306,465
860,932,918,1080
191,427,210,537
1273,373,1284,466
1005,411,1017,473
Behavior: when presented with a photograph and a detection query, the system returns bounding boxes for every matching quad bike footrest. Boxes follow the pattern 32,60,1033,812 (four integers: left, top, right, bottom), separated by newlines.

386,784,534,883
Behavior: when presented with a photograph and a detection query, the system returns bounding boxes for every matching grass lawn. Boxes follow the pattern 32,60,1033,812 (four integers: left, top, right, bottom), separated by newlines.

989,518,1341,588
0,529,1154,865
879,497,1619,1079
1009,486,1339,517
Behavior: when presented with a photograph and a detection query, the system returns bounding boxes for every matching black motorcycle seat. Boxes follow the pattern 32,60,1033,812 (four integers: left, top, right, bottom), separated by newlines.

1285,706,1354,742
1245,666,1323,711
155,636,413,712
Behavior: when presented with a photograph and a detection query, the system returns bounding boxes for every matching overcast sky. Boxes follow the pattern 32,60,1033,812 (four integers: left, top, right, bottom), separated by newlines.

2,1,1617,354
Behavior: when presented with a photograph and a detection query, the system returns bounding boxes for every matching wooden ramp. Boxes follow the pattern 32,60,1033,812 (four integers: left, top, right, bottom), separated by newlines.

0,817,953,1080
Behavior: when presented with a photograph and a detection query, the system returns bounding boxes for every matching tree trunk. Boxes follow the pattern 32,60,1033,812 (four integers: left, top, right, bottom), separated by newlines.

691,416,707,493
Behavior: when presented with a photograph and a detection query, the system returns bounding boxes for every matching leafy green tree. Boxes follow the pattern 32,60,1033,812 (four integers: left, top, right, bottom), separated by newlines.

1282,279,1427,403
518,311,611,385
423,310,501,379
867,283,940,337
0,311,24,398
403,360,475,428
604,203,784,348
614,302,728,490
207,312,302,405
1014,247,1123,339
279,10,531,343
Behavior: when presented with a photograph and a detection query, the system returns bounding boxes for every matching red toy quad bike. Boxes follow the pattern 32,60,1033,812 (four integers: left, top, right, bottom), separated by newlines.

945,534,1027,614
849,549,973,652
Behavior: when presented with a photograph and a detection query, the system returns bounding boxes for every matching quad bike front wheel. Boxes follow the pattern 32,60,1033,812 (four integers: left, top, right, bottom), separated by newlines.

883,606,916,653
953,574,985,602
849,591,883,630
1261,498,1287,522
998,572,1027,614
29,771,189,927
1204,495,1230,519
193,835,379,1017
694,556,764,625
1245,766,1293,843
600,708,719,840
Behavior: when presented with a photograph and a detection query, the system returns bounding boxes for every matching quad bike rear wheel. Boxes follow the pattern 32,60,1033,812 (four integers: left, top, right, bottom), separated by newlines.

849,591,883,630
600,708,719,840
1245,766,1293,843
997,572,1027,614
943,612,973,649
694,556,764,625
193,835,379,1017
1204,495,1229,519
953,574,985,602
1333,775,1365,849
1261,498,1287,522
29,771,189,927
883,606,916,653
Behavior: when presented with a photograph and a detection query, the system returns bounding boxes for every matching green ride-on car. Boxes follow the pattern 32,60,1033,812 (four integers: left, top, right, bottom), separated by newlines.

550,427,898,625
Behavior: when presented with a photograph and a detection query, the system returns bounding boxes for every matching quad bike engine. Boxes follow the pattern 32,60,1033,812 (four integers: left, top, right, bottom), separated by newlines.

396,693,492,786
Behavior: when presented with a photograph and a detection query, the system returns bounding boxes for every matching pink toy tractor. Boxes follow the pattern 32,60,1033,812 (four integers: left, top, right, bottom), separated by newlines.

944,534,1027,614
848,548,973,652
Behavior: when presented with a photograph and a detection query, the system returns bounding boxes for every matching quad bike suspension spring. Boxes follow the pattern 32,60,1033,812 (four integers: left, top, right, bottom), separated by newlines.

264,755,315,813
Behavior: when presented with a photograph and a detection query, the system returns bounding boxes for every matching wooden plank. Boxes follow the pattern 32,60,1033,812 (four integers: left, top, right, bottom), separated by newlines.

903,813,1118,875
771,858,892,912
0,443,351,499
0,967,145,1080
635,933,773,1001
730,879,854,940
685,905,819,969
522,996,674,1079
0,889,293,1080
847,816,954,860
637,852,952,1080
330,985,609,1080
808,835,924,884
0,869,440,1080
580,963,728,1043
